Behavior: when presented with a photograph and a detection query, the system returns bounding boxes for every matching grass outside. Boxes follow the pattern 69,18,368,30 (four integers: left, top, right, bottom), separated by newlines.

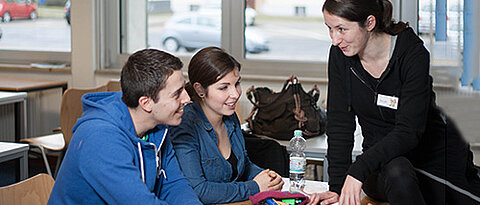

38,6,65,19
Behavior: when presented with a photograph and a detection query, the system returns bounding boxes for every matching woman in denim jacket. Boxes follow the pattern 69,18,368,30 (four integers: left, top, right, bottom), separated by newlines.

169,47,284,204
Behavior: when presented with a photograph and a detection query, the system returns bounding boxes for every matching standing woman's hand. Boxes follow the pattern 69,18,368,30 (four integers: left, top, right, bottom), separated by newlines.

307,191,339,205
339,175,362,205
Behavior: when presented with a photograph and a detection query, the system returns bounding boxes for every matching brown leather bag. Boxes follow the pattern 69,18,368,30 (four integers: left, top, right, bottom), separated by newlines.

246,76,326,140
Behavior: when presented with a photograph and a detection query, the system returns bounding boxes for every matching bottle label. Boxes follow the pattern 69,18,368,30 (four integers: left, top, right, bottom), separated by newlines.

289,156,306,174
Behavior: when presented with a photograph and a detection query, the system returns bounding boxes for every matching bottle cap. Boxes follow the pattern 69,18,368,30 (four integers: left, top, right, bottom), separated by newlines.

294,130,302,137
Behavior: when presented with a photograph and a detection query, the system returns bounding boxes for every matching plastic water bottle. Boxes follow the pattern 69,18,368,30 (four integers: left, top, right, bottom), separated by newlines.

289,130,306,192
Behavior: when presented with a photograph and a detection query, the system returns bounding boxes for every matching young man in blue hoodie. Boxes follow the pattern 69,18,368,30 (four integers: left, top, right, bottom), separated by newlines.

48,49,202,204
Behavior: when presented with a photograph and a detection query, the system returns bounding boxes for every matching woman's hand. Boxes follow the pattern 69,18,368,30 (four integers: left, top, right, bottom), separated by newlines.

266,170,284,191
339,175,362,205
253,169,272,192
307,191,339,205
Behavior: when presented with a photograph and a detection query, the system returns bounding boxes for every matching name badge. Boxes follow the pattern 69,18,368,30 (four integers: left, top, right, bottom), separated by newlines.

376,94,399,110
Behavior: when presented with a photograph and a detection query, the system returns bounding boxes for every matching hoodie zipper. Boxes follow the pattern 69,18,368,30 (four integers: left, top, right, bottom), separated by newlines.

349,65,392,120
155,128,168,180
136,129,169,184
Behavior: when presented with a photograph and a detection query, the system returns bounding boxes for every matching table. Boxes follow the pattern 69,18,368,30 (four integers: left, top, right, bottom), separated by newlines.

0,77,68,93
0,142,29,181
0,77,68,139
0,91,27,141
281,178,329,193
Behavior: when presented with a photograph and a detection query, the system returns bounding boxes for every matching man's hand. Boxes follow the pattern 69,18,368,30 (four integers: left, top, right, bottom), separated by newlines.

339,175,362,205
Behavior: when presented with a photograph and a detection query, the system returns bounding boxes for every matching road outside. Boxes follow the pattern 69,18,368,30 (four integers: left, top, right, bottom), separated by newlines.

0,6,71,52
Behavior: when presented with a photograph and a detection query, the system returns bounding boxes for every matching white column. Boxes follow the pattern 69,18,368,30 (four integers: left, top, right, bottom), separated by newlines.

472,0,480,90
71,0,96,87
399,0,418,34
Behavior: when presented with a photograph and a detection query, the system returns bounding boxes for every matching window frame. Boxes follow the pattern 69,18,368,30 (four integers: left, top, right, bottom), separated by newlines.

0,50,70,65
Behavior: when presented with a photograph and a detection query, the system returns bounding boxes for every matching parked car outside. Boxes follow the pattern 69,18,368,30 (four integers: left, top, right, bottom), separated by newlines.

160,12,269,54
0,0,37,22
64,0,70,25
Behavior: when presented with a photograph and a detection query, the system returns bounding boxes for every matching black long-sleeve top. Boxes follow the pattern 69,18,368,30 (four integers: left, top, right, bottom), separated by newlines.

326,27,449,194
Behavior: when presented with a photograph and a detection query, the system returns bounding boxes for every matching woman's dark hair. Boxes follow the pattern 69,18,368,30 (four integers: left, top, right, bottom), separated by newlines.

322,0,408,35
121,49,183,107
186,47,241,102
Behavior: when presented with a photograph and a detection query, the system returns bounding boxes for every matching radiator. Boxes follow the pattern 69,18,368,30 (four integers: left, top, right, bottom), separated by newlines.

0,89,61,142
0,103,15,142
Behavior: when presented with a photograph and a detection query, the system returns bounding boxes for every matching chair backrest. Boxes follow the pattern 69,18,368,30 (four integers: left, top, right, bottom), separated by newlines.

60,85,108,147
0,173,55,205
106,79,121,91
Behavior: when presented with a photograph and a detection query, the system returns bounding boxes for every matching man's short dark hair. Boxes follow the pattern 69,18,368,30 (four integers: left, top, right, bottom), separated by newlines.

121,49,183,108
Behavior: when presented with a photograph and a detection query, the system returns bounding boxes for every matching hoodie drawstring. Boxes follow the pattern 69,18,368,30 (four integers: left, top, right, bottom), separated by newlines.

137,142,145,182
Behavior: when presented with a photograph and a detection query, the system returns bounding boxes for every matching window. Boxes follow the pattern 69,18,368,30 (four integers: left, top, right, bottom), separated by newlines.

0,0,71,65
418,0,463,67
104,0,327,79
242,1,327,62
417,0,464,86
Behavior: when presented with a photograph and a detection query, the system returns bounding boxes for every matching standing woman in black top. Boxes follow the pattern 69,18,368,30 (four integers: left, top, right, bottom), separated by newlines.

308,0,480,204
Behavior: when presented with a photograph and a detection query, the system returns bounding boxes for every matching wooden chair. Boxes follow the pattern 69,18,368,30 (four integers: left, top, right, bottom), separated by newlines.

21,85,109,177
361,196,390,205
218,200,253,205
106,79,121,91
0,173,55,205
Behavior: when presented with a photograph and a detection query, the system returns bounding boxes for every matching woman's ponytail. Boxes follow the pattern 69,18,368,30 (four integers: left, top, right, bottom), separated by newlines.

380,0,408,35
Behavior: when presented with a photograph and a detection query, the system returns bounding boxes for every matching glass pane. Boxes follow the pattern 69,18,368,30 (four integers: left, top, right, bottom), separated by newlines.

418,0,463,67
244,0,327,62
0,0,71,52
147,0,222,56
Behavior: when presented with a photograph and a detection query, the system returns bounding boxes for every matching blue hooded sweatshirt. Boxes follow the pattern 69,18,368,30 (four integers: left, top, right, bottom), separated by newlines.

48,92,202,205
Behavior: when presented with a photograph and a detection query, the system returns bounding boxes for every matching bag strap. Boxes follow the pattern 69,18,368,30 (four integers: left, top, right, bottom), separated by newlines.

245,86,258,130
292,83,307,129
308,84,320,104
281,75,296,92
246,85,257,105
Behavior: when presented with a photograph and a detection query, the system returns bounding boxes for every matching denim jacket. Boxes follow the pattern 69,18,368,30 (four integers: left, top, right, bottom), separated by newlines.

169,102,263,204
